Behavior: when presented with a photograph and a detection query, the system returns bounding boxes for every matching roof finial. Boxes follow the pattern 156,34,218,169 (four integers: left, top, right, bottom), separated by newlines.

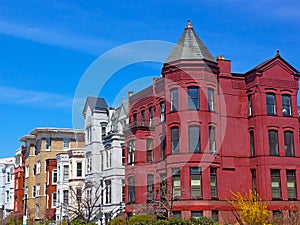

185,19,193,29
276,49,280,56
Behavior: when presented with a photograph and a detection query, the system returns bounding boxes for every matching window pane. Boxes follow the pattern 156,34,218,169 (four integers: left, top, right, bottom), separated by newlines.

266,94,276,115
248,95,252,116
284,131,294,156
212,211,219,222
210,168,217,198
189,126,200,153
147,174,154,202
271,170,281,199
77,162,82,177
188,87,199,110
191,211,203,219
287,170,297,199
282,95,291,116
171,127,179,153
146,139,154,163
171,89,178,112
209,127,216,153
250,131,255,156
173,170,181,199
160,102,165,122
190,168,202,198
128,177,135,204
128,140,135,164
269,130,279,156
208,89,214,112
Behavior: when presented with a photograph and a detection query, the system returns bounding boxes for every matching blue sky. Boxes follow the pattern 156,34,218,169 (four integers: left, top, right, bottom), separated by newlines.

0,0,300,157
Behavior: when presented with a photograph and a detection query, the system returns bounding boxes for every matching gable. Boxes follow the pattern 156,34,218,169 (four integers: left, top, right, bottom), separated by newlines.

259,58,297,81
245,55,299,87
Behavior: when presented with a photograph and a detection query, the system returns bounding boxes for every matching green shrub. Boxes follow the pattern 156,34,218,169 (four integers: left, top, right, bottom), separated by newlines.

70,218,97,225
128,214,156,225
190,216,216,225
168,217,190,225
108,217,126,225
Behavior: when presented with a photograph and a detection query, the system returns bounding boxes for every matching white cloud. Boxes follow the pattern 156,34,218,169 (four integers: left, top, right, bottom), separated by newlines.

0,86,73,110
0,19,113,55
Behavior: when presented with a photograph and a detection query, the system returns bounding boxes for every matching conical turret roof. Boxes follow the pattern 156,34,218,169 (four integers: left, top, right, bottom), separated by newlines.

166,20,215,63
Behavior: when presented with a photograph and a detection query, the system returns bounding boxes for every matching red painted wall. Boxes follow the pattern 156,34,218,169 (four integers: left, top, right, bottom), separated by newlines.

125,55,300,223
14,146,26,215
46,159,57,220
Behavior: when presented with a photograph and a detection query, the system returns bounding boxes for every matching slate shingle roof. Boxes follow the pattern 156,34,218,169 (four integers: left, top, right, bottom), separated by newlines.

85,96,108,110
166,20,215,63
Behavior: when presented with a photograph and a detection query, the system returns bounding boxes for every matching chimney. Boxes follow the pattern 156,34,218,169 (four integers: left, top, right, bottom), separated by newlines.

128,91,133,99
217,55,231,75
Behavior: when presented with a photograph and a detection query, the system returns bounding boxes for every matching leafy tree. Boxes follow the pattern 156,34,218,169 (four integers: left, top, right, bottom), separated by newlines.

228,189,270,225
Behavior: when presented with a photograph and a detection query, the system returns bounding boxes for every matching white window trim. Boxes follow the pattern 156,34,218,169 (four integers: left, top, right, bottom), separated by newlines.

63,138,70,149
25,166,29,178
37,161,41,174
52,169,57,184
52,193,57,208
36,184,40,196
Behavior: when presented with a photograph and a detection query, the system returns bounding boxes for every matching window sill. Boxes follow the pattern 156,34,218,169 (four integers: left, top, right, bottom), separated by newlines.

190,197,203,200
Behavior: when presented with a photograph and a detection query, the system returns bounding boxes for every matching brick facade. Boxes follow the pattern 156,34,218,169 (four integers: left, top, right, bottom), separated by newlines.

124,21,300,224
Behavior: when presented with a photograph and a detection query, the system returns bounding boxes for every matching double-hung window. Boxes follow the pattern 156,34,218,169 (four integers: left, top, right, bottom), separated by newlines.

208,88,214,112
189,126,200,153
287,170,297,199
248,95,252,116
190,167,202,199
266,93,276,115
282,95,292,116
170,89,178,112
269,130,279,156
271,169,281,199
284,131,294,156
171,127,179,154
146,139,154,163
172,169,181,200
147,174,154,202
250,131,255,156
188,87,199,110
128,176,135,204
209,127,216,154
128,140,135,164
